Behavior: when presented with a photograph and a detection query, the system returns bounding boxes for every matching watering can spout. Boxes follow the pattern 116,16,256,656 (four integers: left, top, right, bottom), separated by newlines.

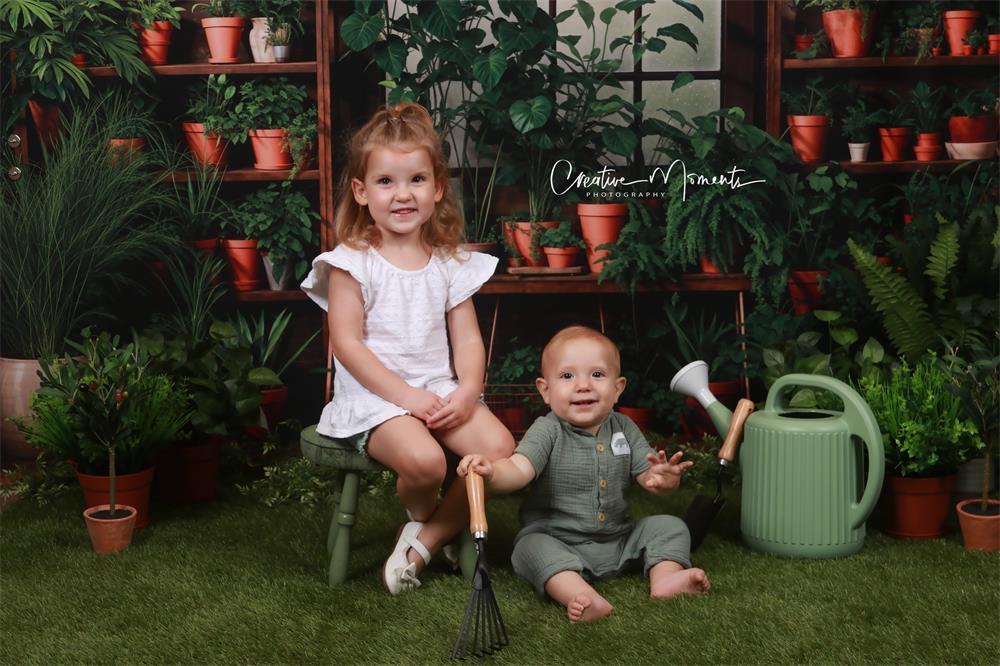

669,360,733,437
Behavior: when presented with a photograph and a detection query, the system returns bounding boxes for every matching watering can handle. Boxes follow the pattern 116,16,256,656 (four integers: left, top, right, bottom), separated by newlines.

766,374,885,530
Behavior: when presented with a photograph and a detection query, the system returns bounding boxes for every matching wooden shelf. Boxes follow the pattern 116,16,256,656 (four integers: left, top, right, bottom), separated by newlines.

86,62,318,77
784,54,998,69
164,168,319,182
233,290,307,302
834,159,993,175
478,273,750,295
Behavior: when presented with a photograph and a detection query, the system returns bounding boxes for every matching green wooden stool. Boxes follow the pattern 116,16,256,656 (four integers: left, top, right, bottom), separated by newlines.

300,424,476,586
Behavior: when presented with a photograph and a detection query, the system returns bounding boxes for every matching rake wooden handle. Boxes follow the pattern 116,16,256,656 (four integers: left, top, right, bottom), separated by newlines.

719,398,754,464
467,471,488,537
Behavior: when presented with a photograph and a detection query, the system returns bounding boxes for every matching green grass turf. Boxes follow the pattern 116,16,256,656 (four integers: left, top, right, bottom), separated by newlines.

1,481,997,665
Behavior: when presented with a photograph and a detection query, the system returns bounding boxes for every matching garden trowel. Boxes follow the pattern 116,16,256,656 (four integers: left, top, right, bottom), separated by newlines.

683,398,754,551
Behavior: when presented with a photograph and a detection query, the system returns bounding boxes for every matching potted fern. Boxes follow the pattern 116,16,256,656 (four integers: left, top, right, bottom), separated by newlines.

871,97,915,162
538,221,585,269
841,97,874,162
910,82,946,161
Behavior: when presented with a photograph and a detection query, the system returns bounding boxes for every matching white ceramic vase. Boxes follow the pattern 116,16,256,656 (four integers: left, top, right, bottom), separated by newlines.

249,17,275,63
262,254,293,291
0,357,43,464
847,142,870,162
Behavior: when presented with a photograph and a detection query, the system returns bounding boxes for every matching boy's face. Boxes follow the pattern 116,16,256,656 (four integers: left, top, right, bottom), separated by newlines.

536,337,626,435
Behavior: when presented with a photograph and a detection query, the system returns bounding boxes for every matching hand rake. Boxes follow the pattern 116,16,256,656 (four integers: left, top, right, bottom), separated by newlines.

451,471,509,660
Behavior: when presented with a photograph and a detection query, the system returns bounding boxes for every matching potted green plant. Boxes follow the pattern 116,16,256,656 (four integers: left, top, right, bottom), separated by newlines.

841,97,874,161
962,27,987,56
871,97,915,161
0,97,173,465
193,0,251,64
232,77,309,170
232,309,320,431
538,221,585,269
217,212,262,293
782,76,834,163
284,106,317,178
486,341,541,435
900,1,942,62
248,0,303,63
800,0,876,58
15,329,190,539
946,85,999,149
101,88,161,165
126,0,184,66
595,199,670,292
163,154,229,256
859,358,983,539
940,337,999,550
230,181,319,290
909,81,946,161
182,73,240,167
0,0,151,142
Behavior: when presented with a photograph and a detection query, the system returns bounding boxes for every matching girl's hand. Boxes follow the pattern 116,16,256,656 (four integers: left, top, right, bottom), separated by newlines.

642,450,693,492
401,388,446,422
426,384,479,431
457,454,493,481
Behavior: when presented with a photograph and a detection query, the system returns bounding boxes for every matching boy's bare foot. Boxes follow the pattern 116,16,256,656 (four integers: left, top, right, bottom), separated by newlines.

650,567,711,599
567,594,614,623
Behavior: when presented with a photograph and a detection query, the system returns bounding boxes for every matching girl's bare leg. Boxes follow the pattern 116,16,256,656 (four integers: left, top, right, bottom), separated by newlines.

367,415,447,524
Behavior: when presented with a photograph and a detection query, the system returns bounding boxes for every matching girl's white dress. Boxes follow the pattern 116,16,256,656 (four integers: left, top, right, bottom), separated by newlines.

300,244,498,439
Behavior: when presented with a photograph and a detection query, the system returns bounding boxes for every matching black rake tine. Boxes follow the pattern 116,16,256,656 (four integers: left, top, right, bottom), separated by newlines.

451,591,476,660
486,585,509,647
484,585,497,654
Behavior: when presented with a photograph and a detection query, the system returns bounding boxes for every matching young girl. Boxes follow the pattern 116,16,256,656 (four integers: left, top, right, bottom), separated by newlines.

301,102,515,595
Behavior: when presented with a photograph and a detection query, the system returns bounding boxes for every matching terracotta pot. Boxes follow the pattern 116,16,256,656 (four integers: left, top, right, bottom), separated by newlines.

961,44,974,56
682,379,741,440
989,34,1000,55
913,145,941,162
787,269,829,315
916,132,942,147
884,473,956,539
542,247,583,269
577,203,627,274
27,98,60,146
847,142,870,162
260,384,288,430
931,47,942,57
186,238,219,263
491,405,531,434
512,221,558,268
619,406,654,433
956,498,1000,551
157,437,223,504
943,10,981,56
792,34,814,54
948,115,999,143
822,9,874,58
181,121,229,168
248,129,293,170
108,138,146,165
202,16,245,64
878,127,913,162
77,466,155,529
70,53,87,68
83,504,137,554
0,357,43,464
221,239,262,291
698,256,722,274
139,22,173,65
786,115,829,163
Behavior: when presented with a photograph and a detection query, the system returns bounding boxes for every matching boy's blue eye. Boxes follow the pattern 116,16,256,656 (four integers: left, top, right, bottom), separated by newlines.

592,371,606,379
559,372,573,380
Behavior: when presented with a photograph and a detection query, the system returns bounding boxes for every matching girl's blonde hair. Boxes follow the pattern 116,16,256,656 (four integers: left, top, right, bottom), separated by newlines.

334,102,464,254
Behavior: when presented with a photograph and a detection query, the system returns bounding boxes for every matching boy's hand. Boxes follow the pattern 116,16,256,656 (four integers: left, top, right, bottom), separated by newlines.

641,450,693,493
401,387,446,422
426,384,479,431
457,454,493,481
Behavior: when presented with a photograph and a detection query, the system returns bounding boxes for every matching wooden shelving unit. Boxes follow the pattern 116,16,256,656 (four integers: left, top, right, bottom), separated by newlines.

479,273,751,295
164,168,320,182
85,62,317,77
837,159,993,175
783,54,997,70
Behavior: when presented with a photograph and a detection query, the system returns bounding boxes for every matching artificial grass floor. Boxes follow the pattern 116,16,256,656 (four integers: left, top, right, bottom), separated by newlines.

1,479,997,665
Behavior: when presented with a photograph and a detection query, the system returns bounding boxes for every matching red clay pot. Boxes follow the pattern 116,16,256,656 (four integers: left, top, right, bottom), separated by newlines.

512,221,559,268
139,21,173,65
619,406,654,433
577,203,627,274
884,473,956,539
787,115,830,163
27,98,61,146
961,44,974,56
822,9,874,58
83,504,137,554
956,498,1000,551
181,121,229,168
260,384,289,430
541,247,583,269
943,10,981,56
221,239,262,291
914,145,942,162
931,47,943,57
916,132,942,147
878,127,913,162
77,466,155,529
108,137,146,165
202,17,245,64
787,269,829,315
248,129,293,170
70,52,87,68
948,115,999,143
792,34,814,54
989,34,1000,55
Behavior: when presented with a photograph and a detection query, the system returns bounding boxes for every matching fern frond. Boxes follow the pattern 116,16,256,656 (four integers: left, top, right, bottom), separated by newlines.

925,214,959,302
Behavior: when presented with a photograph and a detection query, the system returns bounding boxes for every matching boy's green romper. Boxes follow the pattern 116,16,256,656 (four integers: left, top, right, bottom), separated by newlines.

511,411,692,595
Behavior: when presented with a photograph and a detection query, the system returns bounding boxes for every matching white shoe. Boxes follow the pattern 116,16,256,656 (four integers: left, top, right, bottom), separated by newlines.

383,521,431,595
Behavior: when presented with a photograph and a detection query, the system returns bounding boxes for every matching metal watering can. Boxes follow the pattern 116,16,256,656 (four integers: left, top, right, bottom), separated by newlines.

671,361,884,558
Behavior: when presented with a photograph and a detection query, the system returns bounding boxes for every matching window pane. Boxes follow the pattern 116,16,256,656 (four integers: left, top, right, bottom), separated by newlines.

643,0,721,72
641,79,721,164
556,0,636,71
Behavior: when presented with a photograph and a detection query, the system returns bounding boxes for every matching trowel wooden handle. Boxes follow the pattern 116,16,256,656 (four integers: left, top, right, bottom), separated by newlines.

466,471,488,536
719,398,754,464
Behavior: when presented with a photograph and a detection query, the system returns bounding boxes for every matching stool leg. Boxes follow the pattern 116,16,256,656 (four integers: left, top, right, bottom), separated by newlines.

326,471,346,556
459,529,476,580
329,471,359,586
